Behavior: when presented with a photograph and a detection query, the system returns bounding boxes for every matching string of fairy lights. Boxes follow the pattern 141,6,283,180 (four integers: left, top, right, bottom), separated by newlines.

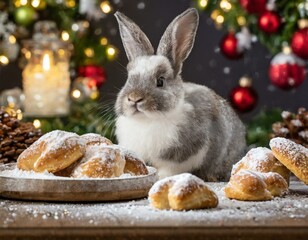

197,0,246,27
0,0,118,67
1,0,307,130
196,0,258,31
0,0,120,129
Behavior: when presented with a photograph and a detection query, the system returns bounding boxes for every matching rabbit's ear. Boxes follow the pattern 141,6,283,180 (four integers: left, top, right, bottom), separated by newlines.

157,8,199,76
115,11,154,62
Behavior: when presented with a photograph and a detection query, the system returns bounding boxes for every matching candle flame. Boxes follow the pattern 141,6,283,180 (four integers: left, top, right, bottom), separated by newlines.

42,54,51,71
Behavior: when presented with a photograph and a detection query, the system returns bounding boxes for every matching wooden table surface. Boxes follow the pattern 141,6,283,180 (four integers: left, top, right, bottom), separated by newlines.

1,181,308,240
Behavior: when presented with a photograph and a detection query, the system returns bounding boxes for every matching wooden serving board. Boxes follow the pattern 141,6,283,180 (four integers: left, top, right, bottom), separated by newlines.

0,164,158,202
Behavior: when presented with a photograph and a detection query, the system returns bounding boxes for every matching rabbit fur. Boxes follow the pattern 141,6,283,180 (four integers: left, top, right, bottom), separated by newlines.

114,8,246,181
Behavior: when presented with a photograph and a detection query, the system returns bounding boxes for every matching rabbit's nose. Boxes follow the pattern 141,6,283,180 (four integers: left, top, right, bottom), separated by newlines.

128,93,143,103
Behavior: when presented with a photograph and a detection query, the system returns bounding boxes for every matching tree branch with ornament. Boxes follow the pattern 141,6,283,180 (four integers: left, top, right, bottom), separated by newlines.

194,0,307,93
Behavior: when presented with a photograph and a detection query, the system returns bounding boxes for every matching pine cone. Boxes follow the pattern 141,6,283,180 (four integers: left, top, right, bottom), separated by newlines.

271,108,308,148
0,108,42,164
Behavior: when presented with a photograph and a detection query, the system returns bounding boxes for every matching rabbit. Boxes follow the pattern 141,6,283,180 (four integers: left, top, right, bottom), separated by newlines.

114,8,246,181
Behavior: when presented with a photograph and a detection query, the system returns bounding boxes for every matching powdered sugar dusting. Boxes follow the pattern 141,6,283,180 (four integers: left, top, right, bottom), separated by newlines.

1,181,307,228
71,146,126,178
149,173,214,197
269,138,308,163
234,169,261,179
18,130,86,161
0,167,63,179
230,169,267,192
148,176,175,196
245,148,273,169
169,173,211,197
38,130,85,155
83,145,118,163
232,147,284,175
0,164,155,180
81,133,113,146
269,138,308,183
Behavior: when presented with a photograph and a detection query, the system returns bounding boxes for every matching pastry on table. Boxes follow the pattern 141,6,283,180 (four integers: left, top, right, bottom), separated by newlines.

224,169,288,201
232,147,290,183
71,145,126,178
148,173,218,211
17,130,86,173
270,137,308,184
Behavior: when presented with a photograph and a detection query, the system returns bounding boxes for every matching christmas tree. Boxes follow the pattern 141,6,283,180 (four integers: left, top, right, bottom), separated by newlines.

194,0,307,90
0,0,119,141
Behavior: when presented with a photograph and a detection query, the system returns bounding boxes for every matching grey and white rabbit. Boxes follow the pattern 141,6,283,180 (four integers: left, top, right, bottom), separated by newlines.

114,8,246,181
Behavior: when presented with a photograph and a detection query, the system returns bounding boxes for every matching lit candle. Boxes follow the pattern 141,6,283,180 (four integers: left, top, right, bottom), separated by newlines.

22,50,70,117
42,53,51,71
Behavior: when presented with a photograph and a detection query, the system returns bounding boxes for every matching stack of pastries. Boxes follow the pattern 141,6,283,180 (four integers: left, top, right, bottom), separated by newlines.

17,130,148,178
16,130,307,207
225,137,308,201
148,137,307,211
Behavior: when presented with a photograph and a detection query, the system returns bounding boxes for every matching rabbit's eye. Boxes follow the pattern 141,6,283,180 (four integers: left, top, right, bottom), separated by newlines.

157,76,165,87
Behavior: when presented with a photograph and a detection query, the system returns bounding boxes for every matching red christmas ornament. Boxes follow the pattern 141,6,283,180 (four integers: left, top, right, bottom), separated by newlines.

258,11,281,34
78,65,107,88
291,27,308,60
220,32,243,60
230,77,258,112
239,0,267,14
269,49,306,90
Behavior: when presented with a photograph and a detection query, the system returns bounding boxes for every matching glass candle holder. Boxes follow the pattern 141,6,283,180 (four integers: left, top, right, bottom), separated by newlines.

22,21,71,117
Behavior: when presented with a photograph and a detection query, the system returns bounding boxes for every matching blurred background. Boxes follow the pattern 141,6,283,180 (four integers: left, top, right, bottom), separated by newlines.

0,0,307,150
